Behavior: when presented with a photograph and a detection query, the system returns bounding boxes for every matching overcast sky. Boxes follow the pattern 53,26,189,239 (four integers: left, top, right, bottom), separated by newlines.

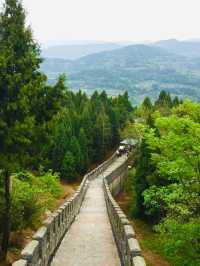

8,0,200,44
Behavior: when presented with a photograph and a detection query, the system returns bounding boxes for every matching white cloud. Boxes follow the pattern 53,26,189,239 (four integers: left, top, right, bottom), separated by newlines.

2,0,200,43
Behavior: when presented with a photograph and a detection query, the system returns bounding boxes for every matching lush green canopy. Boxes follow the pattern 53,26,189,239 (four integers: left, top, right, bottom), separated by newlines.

125,94,200,266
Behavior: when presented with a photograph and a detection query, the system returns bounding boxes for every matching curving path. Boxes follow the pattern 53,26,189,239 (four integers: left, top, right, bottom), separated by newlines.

50,156,127,266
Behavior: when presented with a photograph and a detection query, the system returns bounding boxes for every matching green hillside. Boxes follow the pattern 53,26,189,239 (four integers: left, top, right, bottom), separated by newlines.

41,44,200,104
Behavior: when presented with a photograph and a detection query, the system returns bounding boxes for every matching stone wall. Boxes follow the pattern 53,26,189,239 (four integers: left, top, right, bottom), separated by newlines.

103,157,146,266
12,153,117,266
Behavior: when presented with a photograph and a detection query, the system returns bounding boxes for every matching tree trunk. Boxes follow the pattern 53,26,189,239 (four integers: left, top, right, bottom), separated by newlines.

0,170,11,262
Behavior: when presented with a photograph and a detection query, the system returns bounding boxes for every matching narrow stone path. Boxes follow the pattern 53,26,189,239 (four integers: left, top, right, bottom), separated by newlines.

50,156,126,266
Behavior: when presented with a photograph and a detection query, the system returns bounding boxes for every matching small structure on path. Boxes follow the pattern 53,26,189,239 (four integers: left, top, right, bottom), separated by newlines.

120,138,138,149
117,138,138,156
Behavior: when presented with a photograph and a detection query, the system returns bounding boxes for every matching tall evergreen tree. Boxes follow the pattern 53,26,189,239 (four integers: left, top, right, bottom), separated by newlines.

0,0,45,259
61,151,76,181
172,96,180,107
0,0,45,169
142,97,153,110
79,128,89,173
155,90,172,108
133,140,155,219
69,136,83,174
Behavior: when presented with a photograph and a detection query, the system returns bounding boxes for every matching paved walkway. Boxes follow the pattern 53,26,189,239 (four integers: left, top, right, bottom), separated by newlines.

50,156,127,266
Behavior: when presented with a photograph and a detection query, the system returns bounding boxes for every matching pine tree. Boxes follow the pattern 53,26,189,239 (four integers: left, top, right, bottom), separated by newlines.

133,140,155,219
155,90,172,108
70,136,83,174
0,0,45,259
142,97,153,110
108,108,120,147
0,0,45,169
79,128,89,173
61,151,76,181
93,106,112,160
173,96,180,107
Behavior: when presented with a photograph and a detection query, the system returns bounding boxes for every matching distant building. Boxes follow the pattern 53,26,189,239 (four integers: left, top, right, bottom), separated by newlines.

116,138,138,156
120,138,138,148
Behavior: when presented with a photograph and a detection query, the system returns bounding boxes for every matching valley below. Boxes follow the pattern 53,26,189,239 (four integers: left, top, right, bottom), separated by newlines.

41,39,200,104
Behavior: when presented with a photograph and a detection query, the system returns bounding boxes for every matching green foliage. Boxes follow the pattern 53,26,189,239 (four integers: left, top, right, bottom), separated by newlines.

35,171,63,198
79,128,89,173
0,171,63,231
155,90,172,108
132,139,156,220
146,115,200,185
122,122,147,143
46,90,132,179
0,0,45,171
155,217,200,266
126,94,200,265
173,98,200,122
61,152,77,182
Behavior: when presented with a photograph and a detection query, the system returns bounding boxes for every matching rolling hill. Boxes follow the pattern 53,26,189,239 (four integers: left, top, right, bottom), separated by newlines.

42,42,122,60
153,39,200,58
41,43,200,104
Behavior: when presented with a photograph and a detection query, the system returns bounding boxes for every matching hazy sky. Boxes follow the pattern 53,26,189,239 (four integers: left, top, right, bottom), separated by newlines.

6,0,200,44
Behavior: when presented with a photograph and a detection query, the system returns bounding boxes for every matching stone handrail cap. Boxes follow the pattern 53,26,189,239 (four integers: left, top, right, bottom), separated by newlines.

33,226,47,240
63,202,70,207
43,215,54,226
128,238,141,256
120,217,130,225
56,209,63,214
12,259,28,266
124,224,136,238
59,205,66,210
52,212,59,221
21,240,39,260
116,209,125,215
67,199,73,203
132,256,146,266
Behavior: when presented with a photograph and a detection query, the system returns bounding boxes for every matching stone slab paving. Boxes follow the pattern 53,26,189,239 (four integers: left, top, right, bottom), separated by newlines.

50,156,127,266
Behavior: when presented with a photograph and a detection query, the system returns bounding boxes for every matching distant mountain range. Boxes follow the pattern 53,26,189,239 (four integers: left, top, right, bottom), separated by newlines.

41,39,200,103
42,43,122,60
153,39,200,58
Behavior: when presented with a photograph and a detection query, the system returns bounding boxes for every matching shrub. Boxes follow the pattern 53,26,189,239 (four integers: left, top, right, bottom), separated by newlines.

0,171,63,231
155,217,200,266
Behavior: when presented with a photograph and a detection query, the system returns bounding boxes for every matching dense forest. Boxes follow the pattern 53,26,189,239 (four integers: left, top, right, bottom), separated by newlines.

123,91,200,266
0,0,132,262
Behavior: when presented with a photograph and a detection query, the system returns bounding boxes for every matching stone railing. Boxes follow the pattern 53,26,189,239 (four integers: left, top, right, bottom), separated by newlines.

13,152,117,266
87,152,117,181
103,157,146,266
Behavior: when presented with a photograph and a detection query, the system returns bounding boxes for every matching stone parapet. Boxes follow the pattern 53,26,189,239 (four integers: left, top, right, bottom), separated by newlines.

103,157,146,266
